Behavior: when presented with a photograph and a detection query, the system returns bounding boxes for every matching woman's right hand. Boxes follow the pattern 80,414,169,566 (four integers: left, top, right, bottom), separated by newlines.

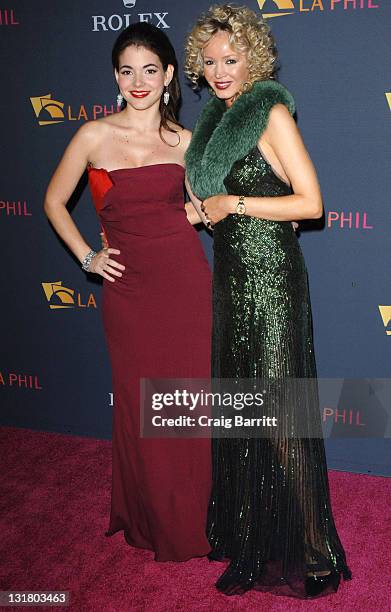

89,247,125,282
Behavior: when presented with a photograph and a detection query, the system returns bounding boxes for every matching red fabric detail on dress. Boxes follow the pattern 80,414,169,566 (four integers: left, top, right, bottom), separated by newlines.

87,167,113,245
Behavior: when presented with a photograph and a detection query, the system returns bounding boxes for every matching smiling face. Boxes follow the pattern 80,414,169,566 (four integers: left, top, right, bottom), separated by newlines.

202,30,250,106
115,45,173,111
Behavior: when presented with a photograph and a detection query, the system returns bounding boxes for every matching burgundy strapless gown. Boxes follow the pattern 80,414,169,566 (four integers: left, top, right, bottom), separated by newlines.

88,163,212,561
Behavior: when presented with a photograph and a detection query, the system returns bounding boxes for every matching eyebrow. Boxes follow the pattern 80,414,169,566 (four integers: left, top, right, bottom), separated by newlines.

203,54,239,60
119,63,159,69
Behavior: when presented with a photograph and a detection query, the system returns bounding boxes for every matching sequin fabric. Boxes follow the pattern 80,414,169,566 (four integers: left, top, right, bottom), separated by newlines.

207,146,352,597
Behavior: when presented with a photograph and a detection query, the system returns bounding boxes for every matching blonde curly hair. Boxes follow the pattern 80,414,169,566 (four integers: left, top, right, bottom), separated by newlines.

184,3,277,90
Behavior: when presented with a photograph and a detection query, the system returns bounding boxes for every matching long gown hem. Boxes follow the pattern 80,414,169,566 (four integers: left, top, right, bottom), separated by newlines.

105,526,211,562
208,555,351,598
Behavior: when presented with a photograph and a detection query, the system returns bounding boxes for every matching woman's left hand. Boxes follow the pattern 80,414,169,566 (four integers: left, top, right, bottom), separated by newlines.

201,194,232,226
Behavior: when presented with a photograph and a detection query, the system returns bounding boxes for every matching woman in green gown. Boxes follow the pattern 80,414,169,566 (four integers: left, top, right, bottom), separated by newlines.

184,4,352,599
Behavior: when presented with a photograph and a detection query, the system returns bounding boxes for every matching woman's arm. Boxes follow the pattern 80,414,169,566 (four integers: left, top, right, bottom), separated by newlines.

179,127,213,229
185,200,203,225
202,104,323,224
44,123,96,261
44,122,124,281
184,174,212,228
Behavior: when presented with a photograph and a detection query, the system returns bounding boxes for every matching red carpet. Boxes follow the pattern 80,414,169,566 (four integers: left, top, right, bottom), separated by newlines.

0,426,390,611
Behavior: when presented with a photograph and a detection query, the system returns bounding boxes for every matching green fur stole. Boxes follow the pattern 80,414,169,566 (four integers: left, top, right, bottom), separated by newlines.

185,79,295,200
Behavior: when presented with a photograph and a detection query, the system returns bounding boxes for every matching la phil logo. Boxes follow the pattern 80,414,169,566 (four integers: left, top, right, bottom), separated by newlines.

323,407,365,427
378,306,391,336
386,92,391,110
327,211,373,229
42,281,97,310
92,0,169,32
1,199,32,216
30,93,116,126
0,371,42,390
257,0,380,19
0,9,19,25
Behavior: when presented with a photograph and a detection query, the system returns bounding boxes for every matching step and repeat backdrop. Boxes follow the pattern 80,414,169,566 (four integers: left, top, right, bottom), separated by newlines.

1,1,390,475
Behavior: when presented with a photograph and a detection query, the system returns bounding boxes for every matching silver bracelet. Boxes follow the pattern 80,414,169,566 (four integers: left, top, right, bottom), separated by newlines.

81,249,97,272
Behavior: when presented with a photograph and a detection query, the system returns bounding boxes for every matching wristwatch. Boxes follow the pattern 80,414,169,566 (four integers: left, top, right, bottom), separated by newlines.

236,195,246,215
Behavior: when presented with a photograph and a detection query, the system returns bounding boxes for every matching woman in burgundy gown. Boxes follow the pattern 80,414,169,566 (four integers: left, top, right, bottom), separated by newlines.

44,23,212,561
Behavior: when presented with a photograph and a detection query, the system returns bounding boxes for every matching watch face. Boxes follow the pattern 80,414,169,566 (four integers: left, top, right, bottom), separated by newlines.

237,203,246,215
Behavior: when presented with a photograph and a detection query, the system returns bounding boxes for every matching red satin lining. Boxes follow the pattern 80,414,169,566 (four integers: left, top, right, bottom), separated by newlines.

87,167,114,213
87,166,113,246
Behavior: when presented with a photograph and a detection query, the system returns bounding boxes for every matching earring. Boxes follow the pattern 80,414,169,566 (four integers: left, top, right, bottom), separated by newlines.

116,93,124,111
163,86,170,106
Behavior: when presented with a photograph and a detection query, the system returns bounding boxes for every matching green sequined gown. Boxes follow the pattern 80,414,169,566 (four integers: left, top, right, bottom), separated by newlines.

207,145,352,597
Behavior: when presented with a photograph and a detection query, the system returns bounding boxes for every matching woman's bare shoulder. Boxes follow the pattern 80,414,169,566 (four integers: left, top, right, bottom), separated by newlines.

265,104,297,134
74,117,112,142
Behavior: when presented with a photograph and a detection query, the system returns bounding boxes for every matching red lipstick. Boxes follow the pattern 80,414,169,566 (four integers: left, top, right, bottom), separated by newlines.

214,82,233,90
129,91,150,98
